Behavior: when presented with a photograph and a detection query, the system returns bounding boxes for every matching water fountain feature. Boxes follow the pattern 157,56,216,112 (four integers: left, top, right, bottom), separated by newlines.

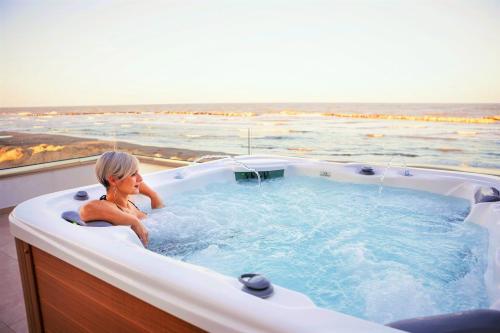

193,155,262,186
378,156,413,195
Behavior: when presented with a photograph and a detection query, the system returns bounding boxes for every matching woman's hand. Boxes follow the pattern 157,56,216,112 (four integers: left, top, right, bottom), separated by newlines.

131,219,149,247
139,182,165,209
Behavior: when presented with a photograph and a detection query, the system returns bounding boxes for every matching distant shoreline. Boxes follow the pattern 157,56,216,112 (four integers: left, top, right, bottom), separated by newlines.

1,110,499,124
1,103,499,123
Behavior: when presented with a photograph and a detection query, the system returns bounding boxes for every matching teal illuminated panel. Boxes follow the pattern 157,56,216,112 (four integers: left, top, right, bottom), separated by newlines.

235,169,284,181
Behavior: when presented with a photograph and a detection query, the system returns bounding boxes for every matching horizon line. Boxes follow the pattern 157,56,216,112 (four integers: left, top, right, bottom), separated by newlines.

2,101,500,109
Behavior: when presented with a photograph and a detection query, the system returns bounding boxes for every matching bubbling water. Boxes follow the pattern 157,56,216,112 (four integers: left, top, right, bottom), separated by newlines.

144,176,489,324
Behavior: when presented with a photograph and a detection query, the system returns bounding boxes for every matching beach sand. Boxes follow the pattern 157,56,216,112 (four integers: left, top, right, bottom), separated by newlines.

0,131,226,169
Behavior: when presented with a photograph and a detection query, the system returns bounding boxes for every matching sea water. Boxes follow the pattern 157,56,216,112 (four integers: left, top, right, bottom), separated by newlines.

1,103,499,170
144,176,489,324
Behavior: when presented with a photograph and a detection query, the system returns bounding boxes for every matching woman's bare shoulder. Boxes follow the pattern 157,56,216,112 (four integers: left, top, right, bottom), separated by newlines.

79,199,116,221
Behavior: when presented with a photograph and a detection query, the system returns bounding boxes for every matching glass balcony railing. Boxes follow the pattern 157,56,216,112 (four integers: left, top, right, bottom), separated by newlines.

1,104,499,176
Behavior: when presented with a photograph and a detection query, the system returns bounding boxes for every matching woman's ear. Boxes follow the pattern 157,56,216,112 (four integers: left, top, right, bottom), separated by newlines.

107,175,117,187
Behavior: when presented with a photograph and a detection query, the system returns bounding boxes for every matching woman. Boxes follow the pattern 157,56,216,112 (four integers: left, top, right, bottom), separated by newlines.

80,151,164,246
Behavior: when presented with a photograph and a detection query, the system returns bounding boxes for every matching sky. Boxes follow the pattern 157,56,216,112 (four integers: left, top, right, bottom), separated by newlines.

1,0,500,107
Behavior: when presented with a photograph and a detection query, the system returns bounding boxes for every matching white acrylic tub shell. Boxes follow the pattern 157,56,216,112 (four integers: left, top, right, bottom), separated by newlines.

9,156,500,333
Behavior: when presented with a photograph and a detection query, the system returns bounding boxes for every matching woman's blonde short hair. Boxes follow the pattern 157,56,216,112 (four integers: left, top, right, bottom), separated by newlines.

95,151,139,189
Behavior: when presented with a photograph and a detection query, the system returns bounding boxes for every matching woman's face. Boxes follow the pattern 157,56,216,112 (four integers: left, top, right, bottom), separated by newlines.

116,170,143,194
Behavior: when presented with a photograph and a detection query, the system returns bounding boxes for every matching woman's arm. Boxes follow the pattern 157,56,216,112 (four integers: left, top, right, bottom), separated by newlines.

139,182,165,209
79,200,149,246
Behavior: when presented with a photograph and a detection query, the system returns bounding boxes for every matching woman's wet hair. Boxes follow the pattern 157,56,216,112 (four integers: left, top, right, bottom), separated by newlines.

95,151,139,189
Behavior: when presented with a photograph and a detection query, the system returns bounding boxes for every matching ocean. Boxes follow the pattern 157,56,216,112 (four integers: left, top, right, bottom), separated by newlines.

1,103,499,170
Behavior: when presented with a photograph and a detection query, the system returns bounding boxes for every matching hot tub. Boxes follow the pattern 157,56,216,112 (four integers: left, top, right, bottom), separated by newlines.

9,156,500,332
